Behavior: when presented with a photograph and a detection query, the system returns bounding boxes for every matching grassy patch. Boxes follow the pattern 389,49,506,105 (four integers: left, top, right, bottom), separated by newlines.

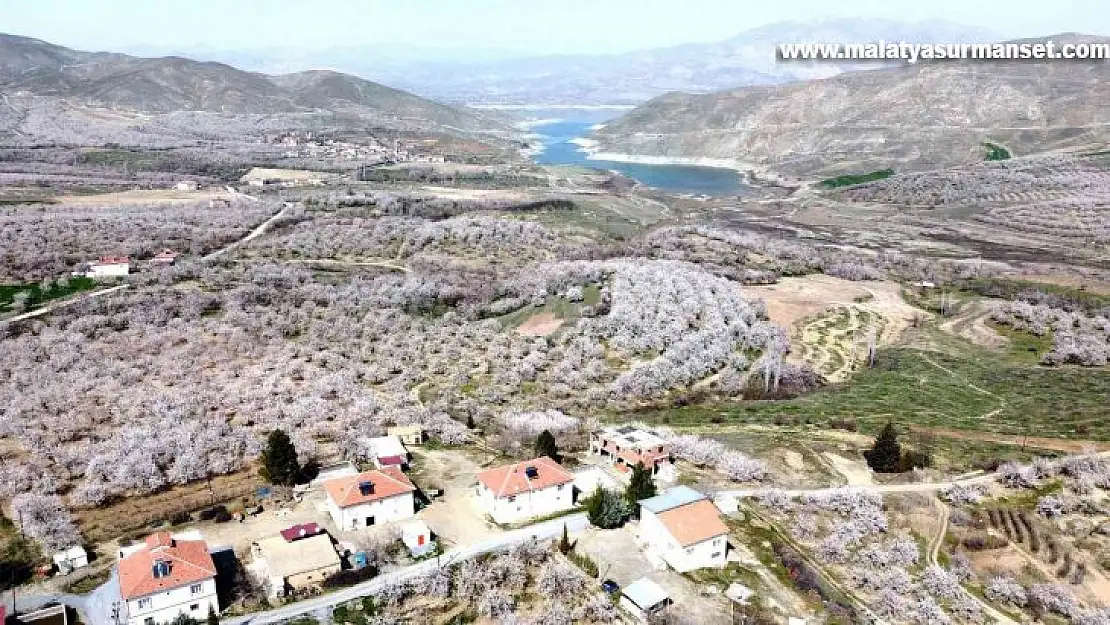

819,169,895,189
954,277,1110,316
0,276,98,313
624,328,1110,441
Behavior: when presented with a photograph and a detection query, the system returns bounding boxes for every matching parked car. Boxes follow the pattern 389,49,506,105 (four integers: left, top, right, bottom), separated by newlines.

601,579,620,595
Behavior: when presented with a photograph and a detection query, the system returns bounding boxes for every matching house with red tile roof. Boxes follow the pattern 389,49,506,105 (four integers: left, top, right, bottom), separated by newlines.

117,532,218,625
322,468,416,530
590,426,671,475
637,486,729,573
475,456,575,524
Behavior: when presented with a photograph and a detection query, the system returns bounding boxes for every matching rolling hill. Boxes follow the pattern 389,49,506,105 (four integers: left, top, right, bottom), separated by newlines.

593,34,1110,179
0,33,506,136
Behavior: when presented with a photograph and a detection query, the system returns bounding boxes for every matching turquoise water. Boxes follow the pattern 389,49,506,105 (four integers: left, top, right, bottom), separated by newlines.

531,119,750,196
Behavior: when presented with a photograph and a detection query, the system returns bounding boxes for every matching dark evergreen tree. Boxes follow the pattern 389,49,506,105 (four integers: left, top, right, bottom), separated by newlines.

584,486,630,529
260,429,302,486
864,422,903,473
466,414,476,430
535,430,559,462
206,605,219,625
626,462,657,505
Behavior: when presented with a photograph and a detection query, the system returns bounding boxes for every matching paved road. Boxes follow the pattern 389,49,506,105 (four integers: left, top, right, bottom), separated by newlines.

224,513,588,625
714,471,998,500
0,284,130,325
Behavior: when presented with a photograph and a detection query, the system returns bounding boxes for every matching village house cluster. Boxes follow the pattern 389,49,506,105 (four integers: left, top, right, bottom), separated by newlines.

267,132,446,164
74,425,748,624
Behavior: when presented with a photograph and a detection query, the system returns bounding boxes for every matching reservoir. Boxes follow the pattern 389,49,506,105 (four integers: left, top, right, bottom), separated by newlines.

529,118,751,197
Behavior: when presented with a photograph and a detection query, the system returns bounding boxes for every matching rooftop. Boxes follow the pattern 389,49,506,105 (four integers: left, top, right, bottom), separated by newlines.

476,456,574,498
656,499,729,547
279,523,323,542
599,426,667,450
639,486,706,514
322,468,415,508
622,577,670,611
370,435,408,458
118,532,216,600
254,533,340,579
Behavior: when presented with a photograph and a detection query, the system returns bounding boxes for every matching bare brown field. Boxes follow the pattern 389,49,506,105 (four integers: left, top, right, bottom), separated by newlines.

749,276,923,381
75,468,264,543
516,312,564,337
907,424,1110,453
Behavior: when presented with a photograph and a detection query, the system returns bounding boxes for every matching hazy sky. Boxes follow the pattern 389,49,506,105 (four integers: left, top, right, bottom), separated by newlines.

1,0,1107,56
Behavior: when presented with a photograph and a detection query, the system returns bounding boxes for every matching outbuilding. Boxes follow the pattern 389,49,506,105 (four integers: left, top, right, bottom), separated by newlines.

619,578,672,621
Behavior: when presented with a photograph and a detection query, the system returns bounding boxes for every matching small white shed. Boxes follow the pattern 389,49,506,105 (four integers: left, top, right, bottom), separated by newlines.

400,519,435,557
52,546,88,574
620,577,672,621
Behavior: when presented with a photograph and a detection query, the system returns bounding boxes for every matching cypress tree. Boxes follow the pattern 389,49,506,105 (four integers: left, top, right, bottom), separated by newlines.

626,462,657,505
864,422,903,473
261,429,302,486
535,430,559,462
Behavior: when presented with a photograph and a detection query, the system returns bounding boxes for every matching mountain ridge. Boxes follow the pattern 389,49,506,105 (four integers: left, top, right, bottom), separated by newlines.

593,32,1110,179
0,32,505,133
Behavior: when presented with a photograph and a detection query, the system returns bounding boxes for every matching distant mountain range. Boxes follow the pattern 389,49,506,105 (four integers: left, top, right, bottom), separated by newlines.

118,19,1000,105
594,34,1110,179
0,33,506,135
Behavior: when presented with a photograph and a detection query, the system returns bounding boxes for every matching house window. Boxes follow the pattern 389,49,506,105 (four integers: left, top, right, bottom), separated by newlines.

712,552,721,558
713,538,722,546
138,598,152,610
190,604,199,612
508,496,515,503
557,484,564,491
144,619,154,625
685,547,694,555
191,583,203,595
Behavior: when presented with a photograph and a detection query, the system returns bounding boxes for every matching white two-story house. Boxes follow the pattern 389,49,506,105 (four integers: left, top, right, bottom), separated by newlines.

638,486,729,573
322,468,416,530
475,457,575,525
118,532,219,625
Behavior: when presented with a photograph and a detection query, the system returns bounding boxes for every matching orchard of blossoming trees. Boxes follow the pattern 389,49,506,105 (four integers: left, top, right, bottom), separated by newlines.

0,248,782,506
836,154,1110,244
0,199,277,280
991,300,1110,366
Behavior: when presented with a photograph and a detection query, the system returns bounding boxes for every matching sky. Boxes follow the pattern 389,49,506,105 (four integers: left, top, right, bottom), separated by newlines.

1,0,1107,57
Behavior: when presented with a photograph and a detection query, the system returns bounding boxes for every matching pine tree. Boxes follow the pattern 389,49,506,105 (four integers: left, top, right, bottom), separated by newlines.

557,522,574,554
535,430,559,462
585,486,630,529
864,422,903,473
260,429,302,486
626,462,657,505
466,414,476,430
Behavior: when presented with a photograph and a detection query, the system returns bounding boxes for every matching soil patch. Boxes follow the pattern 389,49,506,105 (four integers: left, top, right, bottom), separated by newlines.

517,312,564,337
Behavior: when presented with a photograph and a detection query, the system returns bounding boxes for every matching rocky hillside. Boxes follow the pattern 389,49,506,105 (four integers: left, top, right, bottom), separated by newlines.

595,34,1110,179
0,33,505,134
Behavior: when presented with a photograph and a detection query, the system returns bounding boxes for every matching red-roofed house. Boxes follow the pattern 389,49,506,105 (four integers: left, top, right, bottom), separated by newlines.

638,487,728,573
151,250,178,266
117,532,218,625
475,457,575,524
322,468,416,530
